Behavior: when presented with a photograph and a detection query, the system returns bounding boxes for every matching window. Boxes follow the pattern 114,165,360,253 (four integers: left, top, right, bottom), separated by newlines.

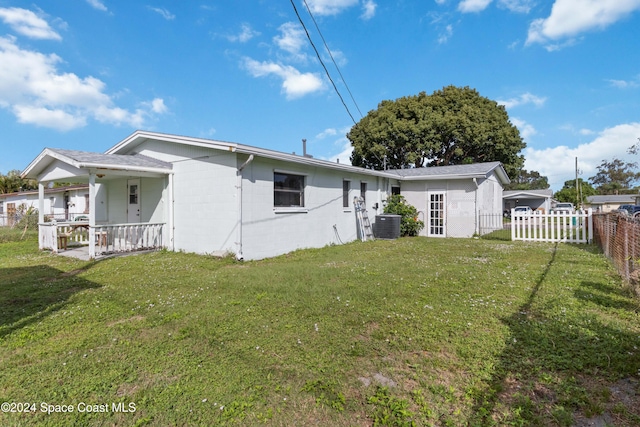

391,186,401,195
0,201,3,215
274,172,305,207
84,194,90,214
342,180,350,208
360,182,367,203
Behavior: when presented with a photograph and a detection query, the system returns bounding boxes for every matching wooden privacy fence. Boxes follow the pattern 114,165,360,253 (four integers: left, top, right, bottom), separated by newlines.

511,209,593,243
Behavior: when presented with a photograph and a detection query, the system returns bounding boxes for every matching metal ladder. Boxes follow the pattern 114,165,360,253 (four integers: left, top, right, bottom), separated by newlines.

354,196,374,241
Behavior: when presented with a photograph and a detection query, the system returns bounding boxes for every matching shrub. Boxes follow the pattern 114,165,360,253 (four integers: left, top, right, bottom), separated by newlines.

383,195,424,237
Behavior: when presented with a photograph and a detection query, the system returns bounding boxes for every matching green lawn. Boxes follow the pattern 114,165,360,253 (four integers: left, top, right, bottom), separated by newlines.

1,232,639,426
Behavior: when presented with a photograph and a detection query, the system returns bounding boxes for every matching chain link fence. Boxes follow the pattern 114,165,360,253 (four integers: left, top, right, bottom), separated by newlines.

592,212,640,297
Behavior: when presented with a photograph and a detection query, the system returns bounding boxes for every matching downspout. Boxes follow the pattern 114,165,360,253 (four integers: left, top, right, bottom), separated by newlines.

236,154,254,261
168,173,175,251
473,178,479,235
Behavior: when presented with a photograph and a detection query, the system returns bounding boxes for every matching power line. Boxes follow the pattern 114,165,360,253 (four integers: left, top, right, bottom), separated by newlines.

301,0,363,119
289,0,358,125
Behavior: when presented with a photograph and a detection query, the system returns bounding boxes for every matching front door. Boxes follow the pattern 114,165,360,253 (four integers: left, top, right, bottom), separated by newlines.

7,203,16,227
428,192,446,237
127,179,140,223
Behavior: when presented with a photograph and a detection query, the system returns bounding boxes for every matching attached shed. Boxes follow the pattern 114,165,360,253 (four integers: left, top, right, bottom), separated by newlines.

385,162,509,238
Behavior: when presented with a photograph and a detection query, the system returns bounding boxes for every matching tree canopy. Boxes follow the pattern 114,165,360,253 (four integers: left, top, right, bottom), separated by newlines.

589,158,640,195
0,170,37,194
348,85,526,178
504,169,549,191
554,179,596,205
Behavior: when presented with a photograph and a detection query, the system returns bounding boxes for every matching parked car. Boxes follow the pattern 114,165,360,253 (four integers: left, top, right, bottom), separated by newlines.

617,205,640,217
514,206,532,214
551,202,574,213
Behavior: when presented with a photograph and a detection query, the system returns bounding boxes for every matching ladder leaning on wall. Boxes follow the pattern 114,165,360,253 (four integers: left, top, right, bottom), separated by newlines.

354,196,374,241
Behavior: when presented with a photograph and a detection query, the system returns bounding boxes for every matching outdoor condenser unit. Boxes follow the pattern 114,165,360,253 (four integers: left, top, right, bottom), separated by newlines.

374,214,401,239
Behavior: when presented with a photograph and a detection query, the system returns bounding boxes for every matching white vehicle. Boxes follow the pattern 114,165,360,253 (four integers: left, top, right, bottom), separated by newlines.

552,203,574,213
514,206,532,213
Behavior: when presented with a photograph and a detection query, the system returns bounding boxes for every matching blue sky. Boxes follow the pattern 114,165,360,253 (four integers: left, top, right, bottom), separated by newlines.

0,0,639,191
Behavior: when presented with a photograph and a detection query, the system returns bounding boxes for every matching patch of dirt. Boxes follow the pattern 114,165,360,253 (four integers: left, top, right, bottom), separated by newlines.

574,377,640,427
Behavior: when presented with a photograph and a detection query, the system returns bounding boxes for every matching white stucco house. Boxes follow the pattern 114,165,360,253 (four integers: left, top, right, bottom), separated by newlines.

0,184,89,226
21,131,509,260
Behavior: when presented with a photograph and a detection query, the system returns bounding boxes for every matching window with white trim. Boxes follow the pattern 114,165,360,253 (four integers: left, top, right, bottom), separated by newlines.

360,182,367,203
343,180,350,208
274,172,305,207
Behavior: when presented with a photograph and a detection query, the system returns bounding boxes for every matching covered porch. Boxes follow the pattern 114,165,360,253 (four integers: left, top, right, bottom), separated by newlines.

22,148,174,259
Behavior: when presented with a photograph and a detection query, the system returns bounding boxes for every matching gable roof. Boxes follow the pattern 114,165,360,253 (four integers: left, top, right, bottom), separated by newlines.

384,161,510,184
22,147,173,180
503,189,553,199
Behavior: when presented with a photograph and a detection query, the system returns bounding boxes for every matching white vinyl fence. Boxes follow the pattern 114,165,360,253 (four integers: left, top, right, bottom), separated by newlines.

511,209,593,244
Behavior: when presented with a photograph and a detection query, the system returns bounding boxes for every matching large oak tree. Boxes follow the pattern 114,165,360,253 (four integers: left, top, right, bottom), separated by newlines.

348,85,526,178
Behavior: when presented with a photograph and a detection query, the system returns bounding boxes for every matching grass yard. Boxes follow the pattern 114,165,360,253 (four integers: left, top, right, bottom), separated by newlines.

1,231,639,426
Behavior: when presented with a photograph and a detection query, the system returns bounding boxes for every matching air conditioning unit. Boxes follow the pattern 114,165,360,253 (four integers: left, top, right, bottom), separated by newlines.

374,215,401,239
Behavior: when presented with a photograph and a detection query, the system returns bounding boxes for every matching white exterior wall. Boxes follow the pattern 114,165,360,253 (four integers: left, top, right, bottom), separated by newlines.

135,139,238,255
399,178,500,238
239,157,384,260
0,187,94,224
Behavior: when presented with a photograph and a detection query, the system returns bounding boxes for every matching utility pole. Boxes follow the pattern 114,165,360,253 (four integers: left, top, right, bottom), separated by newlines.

575,157,579,207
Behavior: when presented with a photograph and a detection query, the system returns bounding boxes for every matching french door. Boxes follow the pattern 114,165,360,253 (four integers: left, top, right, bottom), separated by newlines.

428,192,445,237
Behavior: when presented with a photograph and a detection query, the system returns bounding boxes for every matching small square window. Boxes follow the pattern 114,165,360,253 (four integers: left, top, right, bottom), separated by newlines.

274,172,305,207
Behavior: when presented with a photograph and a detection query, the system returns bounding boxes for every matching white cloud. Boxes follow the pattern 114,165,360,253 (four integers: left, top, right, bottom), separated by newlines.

274,22,307,59
511,117,537,141
86,0,108,12
317,126,352,163
526,0,640,47
0,36,166,131
361,0,377,20
316,128,338,139
499,0,533,13
525,122,640,190
0,7,61,40
306,0,359,16
497,92,547,109
242,57,325,99
226,23,260,43
458,0,493,13
148,7,175,21
607,76,640,89
438,25,453,44
13,105,86,131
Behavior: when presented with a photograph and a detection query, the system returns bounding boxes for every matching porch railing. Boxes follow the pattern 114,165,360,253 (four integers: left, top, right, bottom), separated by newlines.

94,223,164,255
39,222,165,256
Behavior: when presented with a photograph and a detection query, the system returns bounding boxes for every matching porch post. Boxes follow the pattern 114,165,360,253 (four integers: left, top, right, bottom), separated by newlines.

38,182,45,250
88,173,96,259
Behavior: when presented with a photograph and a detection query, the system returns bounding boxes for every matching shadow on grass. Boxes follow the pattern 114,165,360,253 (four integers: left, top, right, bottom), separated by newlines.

0,263,101,339
473,244,640,425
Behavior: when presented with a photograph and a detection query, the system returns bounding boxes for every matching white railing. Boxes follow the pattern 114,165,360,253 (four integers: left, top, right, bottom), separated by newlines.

94,223,164,255
511,209,593,243
38,222,165,256
39,221,90,252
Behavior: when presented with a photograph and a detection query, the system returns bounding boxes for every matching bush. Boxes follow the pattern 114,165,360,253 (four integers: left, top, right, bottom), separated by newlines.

383,195,424,237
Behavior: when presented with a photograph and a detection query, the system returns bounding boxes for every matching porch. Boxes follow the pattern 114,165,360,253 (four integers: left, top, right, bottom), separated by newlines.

22,147,174,260
40,221,166,259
